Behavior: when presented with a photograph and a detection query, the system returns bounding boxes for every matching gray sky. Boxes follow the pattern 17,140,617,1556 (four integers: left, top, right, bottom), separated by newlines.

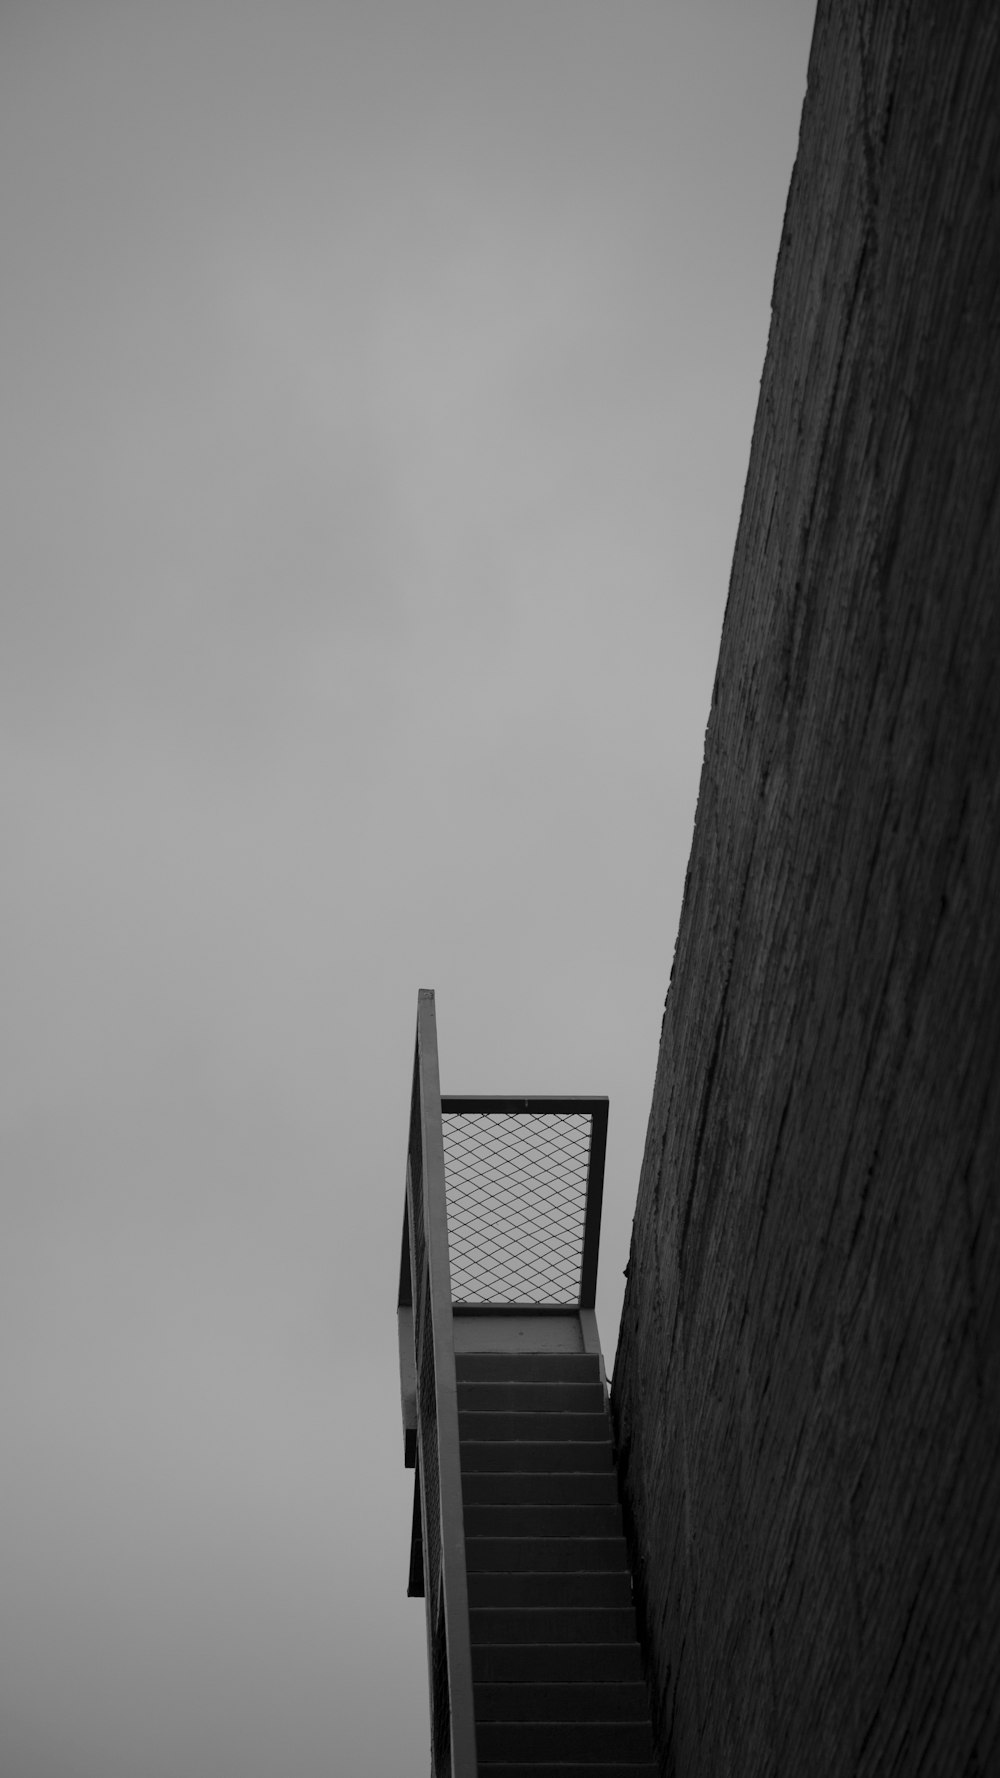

1,4,814,1773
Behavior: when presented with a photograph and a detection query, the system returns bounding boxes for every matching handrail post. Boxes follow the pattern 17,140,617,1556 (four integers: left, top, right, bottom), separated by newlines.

409,990,477,1777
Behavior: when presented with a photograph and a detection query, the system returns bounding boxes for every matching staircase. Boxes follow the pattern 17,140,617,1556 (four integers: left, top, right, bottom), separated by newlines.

459,1349,658,1778
398,996,658,1773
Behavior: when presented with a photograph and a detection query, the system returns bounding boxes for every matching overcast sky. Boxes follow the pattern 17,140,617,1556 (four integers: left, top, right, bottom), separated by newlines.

1,5,814,1774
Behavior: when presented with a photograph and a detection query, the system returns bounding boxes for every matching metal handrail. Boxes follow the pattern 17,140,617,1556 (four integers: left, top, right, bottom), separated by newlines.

398,991,477,1778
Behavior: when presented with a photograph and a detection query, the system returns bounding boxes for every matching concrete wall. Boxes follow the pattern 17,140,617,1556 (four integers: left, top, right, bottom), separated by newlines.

612,5,1000,1774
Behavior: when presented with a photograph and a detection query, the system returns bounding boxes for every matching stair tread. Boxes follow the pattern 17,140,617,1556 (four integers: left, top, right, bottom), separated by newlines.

455,1354,602,1383
478,1721,655,1761
467,1536,628,1573
463,1472,619,1506
473,1643,643,1683
471,1606,640,1645
462,1442,614,1473
469,1571,632,1608
476,1679,650,1722
464,1504,623,1536
478,1765,659,1777
459,1381,607,1413
460,1410,611,1442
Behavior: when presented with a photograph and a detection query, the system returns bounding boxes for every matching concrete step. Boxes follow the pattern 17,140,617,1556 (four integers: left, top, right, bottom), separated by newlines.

462,1471,619,1507
456,1353,602,1384
464,1502,623,1539
470,1606,638,1646
458,1380,607,1414
476,1681,650,1723
469,1570,632,1609
466,1536,628,1574
461,1410,610,1444
472,1642,643,1684
477,1720,656,1763
462,1441,613,1474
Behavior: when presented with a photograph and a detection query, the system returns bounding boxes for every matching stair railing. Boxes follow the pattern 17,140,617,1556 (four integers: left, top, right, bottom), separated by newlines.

398,990,477,1778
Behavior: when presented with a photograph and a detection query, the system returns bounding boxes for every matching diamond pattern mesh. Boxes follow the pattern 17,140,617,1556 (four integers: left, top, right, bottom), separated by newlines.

442,1112,593,1305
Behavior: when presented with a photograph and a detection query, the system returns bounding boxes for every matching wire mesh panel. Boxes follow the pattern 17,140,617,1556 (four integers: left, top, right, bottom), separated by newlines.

442,1110,595,1305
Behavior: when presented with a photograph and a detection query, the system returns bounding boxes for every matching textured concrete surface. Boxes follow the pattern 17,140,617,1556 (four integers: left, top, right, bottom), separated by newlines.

612,4,1000,1774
